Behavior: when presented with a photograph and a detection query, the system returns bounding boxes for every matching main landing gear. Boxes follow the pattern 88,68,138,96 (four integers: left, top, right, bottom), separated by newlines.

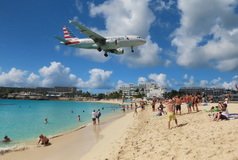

97,47,102,52
104,52,108,57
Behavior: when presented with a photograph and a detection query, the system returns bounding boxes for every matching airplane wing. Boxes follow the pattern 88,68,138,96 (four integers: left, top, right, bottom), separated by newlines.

69,20,106,45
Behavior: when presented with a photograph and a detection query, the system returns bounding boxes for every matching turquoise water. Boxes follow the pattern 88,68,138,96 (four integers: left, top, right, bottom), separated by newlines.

0,99,121,148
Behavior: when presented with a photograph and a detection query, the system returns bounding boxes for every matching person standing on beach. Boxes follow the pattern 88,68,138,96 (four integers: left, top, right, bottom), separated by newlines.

92,110,97,125
77,115,80,121
166,99,178,129
152,97,157,112
193,94,200,112
185,94,192,113
152,101,156,112
134,104,138,116
175,96,182,115
96,109,101,124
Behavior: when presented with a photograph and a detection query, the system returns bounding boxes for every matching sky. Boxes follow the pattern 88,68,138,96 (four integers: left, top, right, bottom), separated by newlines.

0,0,238,93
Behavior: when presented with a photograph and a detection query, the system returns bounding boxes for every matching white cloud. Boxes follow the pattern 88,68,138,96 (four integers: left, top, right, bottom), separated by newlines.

74,49,108,62
0,62,113,90
172,0,238,71
183,74,188,79
115,80,129,90
27,73,41,87
0,68,28,87
54,45,61,51
39,62,78,87
118,36,161,67
77,68,112,89
222,75,238,90
148,73,170,87
75,0,83,13
184,75,195,87
154,0,175,11
210,77,222,88
138,77,147,84
200,80,209,87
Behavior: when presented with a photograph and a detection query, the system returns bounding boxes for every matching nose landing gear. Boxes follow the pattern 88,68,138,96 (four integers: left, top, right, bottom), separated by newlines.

131,46,134,52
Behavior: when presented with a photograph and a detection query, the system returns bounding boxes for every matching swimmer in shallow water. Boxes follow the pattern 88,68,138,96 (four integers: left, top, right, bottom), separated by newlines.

2,136,11,143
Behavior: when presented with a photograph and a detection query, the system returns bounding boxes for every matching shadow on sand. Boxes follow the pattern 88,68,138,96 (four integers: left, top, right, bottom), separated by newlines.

177,123,188,128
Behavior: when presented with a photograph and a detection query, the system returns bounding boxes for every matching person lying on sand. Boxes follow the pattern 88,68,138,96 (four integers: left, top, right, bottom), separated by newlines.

38,134,50,146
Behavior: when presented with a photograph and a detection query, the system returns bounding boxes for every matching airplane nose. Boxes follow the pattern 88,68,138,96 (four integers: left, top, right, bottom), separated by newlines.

141,39,146,44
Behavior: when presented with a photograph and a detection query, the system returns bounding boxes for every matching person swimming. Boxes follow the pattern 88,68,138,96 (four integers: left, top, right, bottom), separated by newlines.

77,115,80,121
44,118,48,124
2,136,11,143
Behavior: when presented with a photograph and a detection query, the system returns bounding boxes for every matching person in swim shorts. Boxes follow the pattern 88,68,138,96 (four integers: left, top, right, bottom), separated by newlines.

175,96,182,115
166,98,178,129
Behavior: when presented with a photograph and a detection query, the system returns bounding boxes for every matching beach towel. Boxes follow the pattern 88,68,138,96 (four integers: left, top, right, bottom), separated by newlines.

228,113,238,120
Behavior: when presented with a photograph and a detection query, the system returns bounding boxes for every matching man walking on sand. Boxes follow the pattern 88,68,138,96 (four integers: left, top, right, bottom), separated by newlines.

166,99,178,129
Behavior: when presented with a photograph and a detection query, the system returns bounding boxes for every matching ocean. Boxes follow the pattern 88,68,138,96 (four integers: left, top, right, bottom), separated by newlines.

0,99,121,149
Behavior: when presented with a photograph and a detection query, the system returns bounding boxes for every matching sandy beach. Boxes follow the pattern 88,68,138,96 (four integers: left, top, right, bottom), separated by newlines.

2,102,238,160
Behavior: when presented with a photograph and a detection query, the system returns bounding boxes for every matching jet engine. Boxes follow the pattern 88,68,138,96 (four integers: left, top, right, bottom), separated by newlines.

114,48,124,54
106,39,119,48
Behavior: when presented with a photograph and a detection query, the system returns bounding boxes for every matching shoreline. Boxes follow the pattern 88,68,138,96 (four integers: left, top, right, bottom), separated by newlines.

1,109,130,160
0,100,124,155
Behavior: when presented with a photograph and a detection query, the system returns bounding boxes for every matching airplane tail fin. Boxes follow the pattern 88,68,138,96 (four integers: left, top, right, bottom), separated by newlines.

55,36,68,43
63,26,75,40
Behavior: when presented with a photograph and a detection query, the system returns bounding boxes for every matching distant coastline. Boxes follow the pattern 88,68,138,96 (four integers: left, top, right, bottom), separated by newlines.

0,96,123,103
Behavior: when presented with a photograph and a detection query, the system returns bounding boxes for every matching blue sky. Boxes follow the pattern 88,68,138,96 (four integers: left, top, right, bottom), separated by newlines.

0,0,238,93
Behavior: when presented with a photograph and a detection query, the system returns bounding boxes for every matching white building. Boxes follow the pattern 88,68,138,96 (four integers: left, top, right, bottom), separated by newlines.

119,83,166,99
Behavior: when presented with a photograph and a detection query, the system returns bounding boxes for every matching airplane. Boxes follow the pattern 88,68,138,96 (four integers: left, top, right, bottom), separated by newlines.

56,20,146,57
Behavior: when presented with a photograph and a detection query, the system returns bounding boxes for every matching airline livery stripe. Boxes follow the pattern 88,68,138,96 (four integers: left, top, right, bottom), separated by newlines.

65,41,80,45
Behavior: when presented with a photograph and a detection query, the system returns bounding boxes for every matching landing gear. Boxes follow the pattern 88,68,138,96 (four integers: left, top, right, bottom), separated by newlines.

104,52,108,57
131,46,134,52
97,47,102,52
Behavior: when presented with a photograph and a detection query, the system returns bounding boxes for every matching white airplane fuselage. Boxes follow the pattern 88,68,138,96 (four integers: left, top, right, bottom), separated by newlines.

57,20,146,57
64,35,146,51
